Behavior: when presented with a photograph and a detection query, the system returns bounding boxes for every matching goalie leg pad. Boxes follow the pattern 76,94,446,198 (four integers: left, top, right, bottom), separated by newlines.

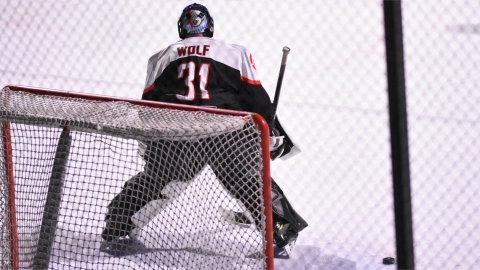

103,172,165,241
218,206,254,228
106,172,165,218
210,131,265,230
271,178,308,232
273,222,298,249
130,180,191,237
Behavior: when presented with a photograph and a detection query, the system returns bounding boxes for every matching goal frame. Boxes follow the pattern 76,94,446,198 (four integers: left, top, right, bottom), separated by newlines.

2,84,274,269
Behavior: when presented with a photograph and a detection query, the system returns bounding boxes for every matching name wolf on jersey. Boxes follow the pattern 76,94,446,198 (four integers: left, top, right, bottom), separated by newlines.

177,45,210,57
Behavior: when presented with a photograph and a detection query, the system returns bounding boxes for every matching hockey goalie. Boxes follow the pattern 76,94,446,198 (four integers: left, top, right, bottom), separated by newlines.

101,2,308,257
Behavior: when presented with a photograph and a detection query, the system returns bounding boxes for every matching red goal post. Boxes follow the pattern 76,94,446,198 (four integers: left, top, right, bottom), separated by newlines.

0,85,274,269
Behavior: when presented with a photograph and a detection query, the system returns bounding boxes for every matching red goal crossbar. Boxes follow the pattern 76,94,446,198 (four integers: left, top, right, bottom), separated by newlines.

2,85,274,270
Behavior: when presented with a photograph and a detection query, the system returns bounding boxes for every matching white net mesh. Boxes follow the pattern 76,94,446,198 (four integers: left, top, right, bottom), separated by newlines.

0,87,269,269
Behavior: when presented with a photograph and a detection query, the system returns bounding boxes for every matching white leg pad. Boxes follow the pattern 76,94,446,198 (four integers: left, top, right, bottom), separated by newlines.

218,206,255,228
130,181,190,237
130,199,168,237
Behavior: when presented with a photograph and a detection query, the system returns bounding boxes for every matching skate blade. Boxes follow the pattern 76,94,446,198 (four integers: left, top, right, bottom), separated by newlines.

100,237,149,257
273,239,297,259
283,239,296,257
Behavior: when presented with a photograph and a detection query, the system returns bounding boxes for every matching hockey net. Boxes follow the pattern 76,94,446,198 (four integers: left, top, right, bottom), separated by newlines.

0,85,273,270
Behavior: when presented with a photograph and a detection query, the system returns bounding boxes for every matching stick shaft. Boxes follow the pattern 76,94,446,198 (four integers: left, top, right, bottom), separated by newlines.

270,46,290,129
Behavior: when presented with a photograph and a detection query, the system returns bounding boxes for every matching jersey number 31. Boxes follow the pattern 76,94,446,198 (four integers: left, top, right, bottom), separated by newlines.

176,61,211,101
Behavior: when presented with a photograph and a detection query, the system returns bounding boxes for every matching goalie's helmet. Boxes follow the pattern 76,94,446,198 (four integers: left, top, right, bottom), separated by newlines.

178,3,214,39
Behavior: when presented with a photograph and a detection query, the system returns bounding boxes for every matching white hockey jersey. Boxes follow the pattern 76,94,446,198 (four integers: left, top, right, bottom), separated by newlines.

142,37,273,124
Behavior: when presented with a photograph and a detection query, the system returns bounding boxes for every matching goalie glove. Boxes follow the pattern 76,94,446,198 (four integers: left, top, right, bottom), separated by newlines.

270,128,285,161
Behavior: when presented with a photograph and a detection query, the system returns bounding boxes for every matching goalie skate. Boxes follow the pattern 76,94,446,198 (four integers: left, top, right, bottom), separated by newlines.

102,210,136,242
100,237,150,257
273,222,298,257
273,238,297,258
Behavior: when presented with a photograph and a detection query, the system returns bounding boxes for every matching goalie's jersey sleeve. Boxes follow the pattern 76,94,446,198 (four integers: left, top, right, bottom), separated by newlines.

142,37,273,124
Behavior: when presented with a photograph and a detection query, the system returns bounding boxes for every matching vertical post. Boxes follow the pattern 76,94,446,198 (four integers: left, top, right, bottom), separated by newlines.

2,122,20,270
383,1,415,269
252,114,273,269
33,126,71,269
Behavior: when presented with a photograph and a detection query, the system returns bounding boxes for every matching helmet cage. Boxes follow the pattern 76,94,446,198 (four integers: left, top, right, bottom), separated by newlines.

178,3,214,39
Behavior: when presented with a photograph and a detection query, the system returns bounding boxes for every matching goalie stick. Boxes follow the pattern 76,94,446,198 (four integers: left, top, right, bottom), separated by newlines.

270,46,290,130
270,47,301,160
